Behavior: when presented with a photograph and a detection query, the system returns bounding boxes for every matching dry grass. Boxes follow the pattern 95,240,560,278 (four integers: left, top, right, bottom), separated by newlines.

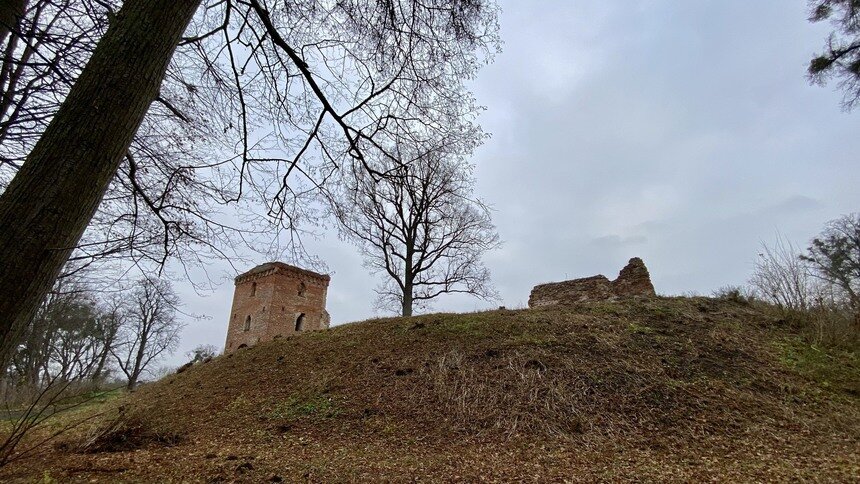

2,297,858,482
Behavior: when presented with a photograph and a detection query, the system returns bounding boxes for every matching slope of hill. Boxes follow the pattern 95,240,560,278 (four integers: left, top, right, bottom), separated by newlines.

3,297,859,482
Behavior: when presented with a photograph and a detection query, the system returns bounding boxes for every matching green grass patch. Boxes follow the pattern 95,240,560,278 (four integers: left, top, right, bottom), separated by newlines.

503,332,558,347
227,394,253,412
39,471,58,484
627,322,655,334
70,387,124,406
646,305,680,321
266,394,341,420
421,314,490,337
776,336,859,398
583,303,625,317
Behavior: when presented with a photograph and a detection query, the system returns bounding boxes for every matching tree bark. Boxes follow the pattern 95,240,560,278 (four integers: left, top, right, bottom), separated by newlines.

0,0,201,372
402,288,413,317
402,248,414,317
91,333,114,383
127,324,148,390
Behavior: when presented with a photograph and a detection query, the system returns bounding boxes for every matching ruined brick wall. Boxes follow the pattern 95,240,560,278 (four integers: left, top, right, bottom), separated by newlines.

224,262,330,353
528,275,614,307
611,257,655,297
528,257,655,308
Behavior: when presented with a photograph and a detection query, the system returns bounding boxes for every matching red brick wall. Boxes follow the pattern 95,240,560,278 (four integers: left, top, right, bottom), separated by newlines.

224,265,329,352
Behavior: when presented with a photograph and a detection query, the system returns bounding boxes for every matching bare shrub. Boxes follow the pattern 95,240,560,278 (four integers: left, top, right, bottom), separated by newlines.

0,378,109,467
186,345,219,364
749,235,815,311
77,413,180,454
803,308,858,349
779,290,858,349
750,233,858,349
713,285,755,305
426,350,583,438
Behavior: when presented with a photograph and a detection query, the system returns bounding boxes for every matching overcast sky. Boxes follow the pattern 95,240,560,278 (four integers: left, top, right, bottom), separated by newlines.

168,1,859,367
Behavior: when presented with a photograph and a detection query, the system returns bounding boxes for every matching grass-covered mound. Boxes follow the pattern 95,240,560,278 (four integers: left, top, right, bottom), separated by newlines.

3,297,858,482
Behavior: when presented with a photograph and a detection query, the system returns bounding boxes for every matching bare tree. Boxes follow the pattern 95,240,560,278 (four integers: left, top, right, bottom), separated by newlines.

1,1,112,172
338,148,500,316
111,278,183,390
2,275,123,402
0,1,26,46
0,0,500,371
808,0,860,110
89,296,123,383
0,1,288,281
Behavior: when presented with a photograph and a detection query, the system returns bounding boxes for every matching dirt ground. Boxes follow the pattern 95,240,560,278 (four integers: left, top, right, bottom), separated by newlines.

3,297,858,482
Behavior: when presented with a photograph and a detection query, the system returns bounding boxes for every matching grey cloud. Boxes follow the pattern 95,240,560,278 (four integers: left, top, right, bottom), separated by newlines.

762,195,823,215
590,235,648,248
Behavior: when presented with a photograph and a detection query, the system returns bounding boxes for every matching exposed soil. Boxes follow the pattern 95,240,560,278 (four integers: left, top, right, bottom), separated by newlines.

2,297,858,482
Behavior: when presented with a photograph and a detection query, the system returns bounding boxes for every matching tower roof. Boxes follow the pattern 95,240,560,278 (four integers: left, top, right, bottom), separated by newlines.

234,261,330,284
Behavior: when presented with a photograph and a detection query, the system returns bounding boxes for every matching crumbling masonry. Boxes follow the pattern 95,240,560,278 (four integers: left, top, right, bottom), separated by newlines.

528,257,656,308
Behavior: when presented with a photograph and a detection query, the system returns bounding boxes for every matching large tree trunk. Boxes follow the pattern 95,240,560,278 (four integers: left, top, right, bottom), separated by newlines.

0,0,201,372
402,252,414,317
126,366,141,390
127,329,148,390
0,0,26,47
401,293,413,317
402,280,413,317
91,341,113,383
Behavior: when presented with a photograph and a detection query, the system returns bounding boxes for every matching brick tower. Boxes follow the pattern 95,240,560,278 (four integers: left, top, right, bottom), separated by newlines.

224,262,330,352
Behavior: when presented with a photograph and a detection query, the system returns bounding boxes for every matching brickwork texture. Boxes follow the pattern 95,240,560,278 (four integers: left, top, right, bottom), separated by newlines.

529,257,656,308
224,262,330,352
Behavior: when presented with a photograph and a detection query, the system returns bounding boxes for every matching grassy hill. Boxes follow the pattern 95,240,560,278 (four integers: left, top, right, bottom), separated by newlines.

3,297,858,482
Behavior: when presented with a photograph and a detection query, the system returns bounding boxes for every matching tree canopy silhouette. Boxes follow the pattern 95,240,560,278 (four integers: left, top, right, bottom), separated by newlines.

0,0,500,370
808,0,860,110
337,146,500,316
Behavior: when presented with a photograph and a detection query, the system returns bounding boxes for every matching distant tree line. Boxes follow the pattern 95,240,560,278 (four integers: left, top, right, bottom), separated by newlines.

1,275,183,401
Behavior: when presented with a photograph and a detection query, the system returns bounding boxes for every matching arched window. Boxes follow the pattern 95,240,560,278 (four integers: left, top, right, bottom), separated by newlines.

244,315,251,331
295,313,305,332
250,282,257,297
298,281,306,297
